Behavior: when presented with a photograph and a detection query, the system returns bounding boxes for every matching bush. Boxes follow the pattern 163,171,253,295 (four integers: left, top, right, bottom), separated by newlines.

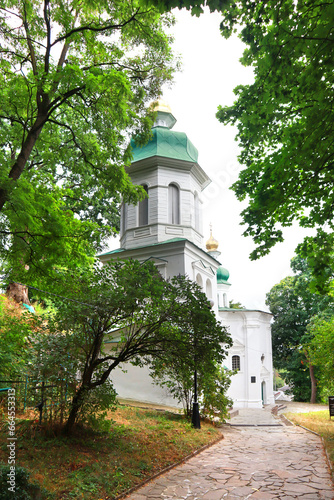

0,464,46,499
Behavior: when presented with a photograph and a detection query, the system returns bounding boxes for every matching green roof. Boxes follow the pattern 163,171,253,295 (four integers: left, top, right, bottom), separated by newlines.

97,238,187,257
217,266,230,283
97,238,222,266
131,127,198,163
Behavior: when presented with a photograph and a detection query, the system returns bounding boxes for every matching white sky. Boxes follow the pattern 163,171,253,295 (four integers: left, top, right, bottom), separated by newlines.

110,8,311,311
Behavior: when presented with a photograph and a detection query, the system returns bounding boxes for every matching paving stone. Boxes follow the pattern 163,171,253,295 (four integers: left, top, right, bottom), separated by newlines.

202,488,227,499
229,485,256,496
125,408,334,500
282,482,323,494
254,492,280,498
209,473,231,481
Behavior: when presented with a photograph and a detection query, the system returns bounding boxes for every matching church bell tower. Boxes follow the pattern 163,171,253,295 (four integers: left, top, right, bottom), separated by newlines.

120,100,211,250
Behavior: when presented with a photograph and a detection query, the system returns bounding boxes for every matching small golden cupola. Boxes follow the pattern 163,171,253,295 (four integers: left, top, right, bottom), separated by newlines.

206,223,219,252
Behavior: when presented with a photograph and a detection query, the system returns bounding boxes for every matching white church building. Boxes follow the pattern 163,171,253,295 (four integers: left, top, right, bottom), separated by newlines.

99,101,274,409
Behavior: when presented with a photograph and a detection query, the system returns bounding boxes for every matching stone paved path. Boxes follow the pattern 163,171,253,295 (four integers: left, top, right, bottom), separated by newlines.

126,409,334,499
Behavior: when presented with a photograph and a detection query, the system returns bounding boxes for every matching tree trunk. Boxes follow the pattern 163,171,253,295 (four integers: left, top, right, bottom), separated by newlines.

309,364,317,404
6,282,31,305
64,386,87,434
0,113,47,212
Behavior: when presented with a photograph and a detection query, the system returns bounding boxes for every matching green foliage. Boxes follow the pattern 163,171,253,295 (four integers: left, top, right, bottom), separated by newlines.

78,381,117,427
266,255,333,402
274,370,286,390
0,464,46,500
228,300,245,309
148,274,232,420
200,365,233,423
0,0,176,283
306,315,334,401
0,296,39,379
146,0,231,17
217,0,334,290
31,260,231,433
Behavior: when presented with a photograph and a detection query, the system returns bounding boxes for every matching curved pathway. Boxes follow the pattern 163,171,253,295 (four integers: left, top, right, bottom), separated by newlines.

127,407,334,499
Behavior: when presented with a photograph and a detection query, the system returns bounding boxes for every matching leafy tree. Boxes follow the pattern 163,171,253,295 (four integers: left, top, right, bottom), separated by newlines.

149,274,232,419
0,295,38,379
32,260,231,433
217,0,334,290
0,0,176,282
306,314,334,400
152,359,232,422
266,256,332,402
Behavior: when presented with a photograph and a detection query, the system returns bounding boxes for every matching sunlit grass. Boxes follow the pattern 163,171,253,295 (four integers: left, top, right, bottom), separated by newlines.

0,405,221,499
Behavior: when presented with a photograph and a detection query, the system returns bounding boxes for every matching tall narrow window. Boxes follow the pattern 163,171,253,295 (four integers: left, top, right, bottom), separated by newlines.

232,355,240,371
196,273,203,290
168,183,180,224
206,278,212,298
138,184,148,226
121,202,127,235
194,192,200,231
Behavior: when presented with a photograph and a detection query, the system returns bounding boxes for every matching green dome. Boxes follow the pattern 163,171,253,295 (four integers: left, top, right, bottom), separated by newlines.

131,127,198,164
217,266,230,283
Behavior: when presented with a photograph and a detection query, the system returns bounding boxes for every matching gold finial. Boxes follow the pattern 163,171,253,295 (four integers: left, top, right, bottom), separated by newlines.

206,223,219,251
150,99,172,114
149,98,176,129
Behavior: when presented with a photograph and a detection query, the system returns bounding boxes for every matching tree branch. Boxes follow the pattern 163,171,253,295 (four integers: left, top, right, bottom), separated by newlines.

51,9,140,47
22,3,37,76
43,0,51,74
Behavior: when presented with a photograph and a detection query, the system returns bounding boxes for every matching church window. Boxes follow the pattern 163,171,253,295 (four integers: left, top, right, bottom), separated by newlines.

196,273,203,290
138,184,148,226
194,192,200,231
121,202,127,235
206,278,212,298
232,355,240,371
168,183,180,224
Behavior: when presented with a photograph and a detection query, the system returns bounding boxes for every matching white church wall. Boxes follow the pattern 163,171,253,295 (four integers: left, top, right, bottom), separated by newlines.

219,310,274,408
108,360,183,409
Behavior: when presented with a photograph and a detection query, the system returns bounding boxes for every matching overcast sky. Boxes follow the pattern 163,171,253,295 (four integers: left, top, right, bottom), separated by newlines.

111,8,311,311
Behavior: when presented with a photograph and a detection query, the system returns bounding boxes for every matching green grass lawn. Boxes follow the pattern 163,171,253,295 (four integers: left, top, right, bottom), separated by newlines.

286,410,334,469
0,405,221,499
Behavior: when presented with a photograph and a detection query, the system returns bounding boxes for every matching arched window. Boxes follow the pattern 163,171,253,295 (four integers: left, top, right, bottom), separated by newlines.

196,273,203,290
223,293,227,307
206,278,212,298
194,192,200,231
232,355,240,371
138,184,148,226
168,183,180,224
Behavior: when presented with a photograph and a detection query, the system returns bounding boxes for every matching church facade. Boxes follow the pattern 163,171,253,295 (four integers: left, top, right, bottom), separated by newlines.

99,102,274,409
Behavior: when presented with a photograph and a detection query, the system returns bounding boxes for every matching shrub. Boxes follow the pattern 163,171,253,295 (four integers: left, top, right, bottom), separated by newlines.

0,464,45,499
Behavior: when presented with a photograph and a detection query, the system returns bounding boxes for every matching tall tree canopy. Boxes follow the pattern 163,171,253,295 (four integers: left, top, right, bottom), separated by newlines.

266,255,332,402
0,0,176,282
217,0,334,290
